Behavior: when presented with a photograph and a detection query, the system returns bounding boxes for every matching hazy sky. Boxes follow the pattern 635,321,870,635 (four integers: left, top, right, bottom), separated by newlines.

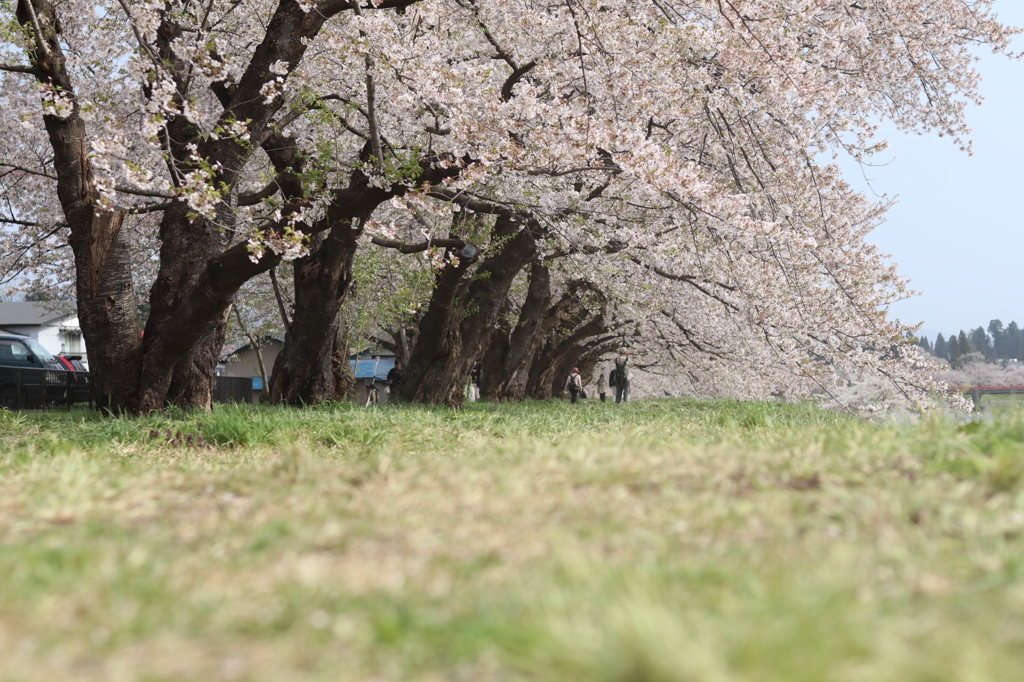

839,3,1024,341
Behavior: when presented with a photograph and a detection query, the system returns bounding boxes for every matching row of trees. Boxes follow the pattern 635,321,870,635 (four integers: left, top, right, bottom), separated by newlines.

1,0,1013,413
919,321,1024,370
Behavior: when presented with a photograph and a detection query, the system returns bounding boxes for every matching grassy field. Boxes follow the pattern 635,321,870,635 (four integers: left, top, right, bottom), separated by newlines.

979,392,1024,410
1,399,1024,681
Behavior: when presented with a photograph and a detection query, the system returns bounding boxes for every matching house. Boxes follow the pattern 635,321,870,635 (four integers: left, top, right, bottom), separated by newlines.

219,337,285,402
0,301,87,367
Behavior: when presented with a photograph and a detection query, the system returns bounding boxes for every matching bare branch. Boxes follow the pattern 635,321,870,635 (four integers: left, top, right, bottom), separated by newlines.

370,235,467,253
269,267,291,334
525,164,617,177
349,0,385,165
501,60,536,101
21,0,52,62
114,185,175,199
125,200,175,214
0,163,57,180
238,178,282,206
0,216,68,228
0,62,39,75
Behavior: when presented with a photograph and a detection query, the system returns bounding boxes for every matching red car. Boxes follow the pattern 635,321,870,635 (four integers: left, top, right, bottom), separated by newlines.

56,355,87,373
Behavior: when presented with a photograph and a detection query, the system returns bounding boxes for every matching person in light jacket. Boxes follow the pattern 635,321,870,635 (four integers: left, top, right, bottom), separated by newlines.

597,370,607,403
563,367,583,404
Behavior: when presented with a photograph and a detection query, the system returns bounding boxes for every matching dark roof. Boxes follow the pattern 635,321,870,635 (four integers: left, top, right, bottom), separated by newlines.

0,302,77,327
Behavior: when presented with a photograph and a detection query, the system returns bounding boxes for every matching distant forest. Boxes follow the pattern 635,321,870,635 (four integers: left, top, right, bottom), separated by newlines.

918,320,1023,369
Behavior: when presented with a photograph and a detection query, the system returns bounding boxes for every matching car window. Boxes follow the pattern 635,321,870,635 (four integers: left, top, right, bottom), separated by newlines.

0,340,30,362
23,339,54,362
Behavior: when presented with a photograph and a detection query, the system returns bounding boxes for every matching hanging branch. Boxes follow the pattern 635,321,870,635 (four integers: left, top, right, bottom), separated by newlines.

269,266,292,334
350,0,384,165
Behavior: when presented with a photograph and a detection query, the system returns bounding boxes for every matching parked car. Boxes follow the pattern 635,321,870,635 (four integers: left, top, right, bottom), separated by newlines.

57,355,87,372
0,333,71,409
57,354,92,405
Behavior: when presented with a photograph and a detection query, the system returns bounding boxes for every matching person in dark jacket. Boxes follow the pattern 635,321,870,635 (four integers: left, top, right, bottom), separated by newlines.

387,359,404,395
614,351,631,403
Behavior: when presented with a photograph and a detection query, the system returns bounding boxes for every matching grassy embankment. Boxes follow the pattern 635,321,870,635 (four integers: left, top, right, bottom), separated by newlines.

2,399,1024,681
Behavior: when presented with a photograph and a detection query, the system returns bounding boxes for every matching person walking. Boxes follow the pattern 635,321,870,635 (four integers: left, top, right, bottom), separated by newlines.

614,351,631,404
563,367,584,404
597,370,607,403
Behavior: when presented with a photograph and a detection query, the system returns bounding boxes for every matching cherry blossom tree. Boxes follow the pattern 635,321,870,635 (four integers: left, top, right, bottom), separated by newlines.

0,0,1014,411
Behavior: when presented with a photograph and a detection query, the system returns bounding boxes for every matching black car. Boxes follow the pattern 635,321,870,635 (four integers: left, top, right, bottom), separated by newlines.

0,334,72,409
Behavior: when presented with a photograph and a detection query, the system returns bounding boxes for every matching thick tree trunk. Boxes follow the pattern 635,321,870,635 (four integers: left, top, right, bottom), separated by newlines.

479,268,620,402
395,251,477,406
522,281,619,399
69,209,144,413
399,217,536,406
527,319,616,399
17,0,143,413
481,262,567,402
143,195,233,408
166,319,230,410
268,226,359,405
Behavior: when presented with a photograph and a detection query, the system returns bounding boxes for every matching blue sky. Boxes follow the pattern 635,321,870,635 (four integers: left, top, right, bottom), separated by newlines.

839,2,1024,341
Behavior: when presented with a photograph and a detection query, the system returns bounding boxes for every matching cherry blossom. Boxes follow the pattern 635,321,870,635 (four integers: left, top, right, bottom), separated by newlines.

0,0,1014,411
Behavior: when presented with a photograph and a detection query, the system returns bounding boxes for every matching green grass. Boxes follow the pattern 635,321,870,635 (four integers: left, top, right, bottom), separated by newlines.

979,392,1024,411
2,399,1024,680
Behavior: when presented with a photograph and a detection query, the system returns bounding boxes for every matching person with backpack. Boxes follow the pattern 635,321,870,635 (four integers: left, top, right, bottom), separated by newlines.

614,351,631,403
563,367,584,404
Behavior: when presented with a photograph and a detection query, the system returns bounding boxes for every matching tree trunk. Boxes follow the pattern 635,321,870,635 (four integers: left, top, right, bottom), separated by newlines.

16,0,143,413
395,250,478,406
143,189,233,406
166,313,232,409
69,209,144,413
268,226,359,405
481,261,565,402
478,268,620,403
524,281,619,399
399,217,536,406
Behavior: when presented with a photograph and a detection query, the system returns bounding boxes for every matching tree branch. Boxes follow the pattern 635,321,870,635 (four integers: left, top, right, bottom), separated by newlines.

0,163,57,180
238,177,282,206
0,62,39,75
114,185,175,199
0,216,68,228
501,60,536,101
370,235,467,253
21,0,52,62
269,266,291,334
125,200,175,214
349,0,384,165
